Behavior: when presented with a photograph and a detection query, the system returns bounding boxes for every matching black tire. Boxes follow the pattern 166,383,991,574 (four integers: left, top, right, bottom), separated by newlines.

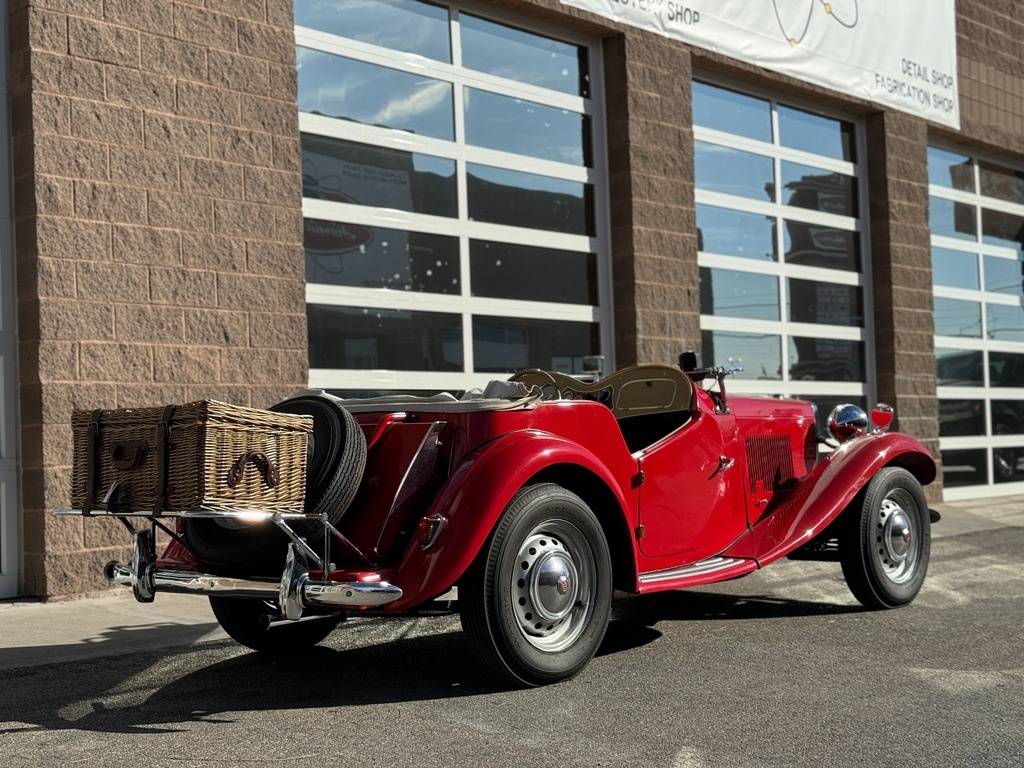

459,483,613,686
209,596,340,652
840,467,930,609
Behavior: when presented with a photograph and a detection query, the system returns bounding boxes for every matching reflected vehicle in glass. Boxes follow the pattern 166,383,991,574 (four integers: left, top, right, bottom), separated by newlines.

62,355,937,686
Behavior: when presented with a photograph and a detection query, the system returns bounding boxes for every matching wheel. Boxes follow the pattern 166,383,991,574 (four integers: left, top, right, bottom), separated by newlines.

209,596,340,652
840,467,930,609
458,483,613,686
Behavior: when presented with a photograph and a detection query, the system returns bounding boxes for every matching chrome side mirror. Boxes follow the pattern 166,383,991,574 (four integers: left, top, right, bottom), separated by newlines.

828,403,869,443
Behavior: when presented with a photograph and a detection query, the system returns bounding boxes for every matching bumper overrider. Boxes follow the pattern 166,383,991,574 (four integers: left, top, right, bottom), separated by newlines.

57,508,403,620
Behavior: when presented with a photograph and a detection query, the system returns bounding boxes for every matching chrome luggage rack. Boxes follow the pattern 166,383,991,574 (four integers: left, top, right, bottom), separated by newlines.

54,506,403,619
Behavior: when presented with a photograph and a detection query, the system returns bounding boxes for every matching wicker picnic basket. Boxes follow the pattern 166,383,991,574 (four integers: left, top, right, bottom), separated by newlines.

70,400,313,514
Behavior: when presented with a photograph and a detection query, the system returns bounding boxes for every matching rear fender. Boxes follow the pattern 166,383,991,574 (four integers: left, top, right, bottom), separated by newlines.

724,432,936,566
386,429,635,611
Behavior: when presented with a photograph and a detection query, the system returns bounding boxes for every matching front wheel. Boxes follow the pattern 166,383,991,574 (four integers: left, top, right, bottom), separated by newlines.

840,467,930,609
209,596,341,652
459,483,613,686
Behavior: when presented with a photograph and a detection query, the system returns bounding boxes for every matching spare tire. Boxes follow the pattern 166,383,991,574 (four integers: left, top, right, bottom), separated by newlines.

183,395,367,572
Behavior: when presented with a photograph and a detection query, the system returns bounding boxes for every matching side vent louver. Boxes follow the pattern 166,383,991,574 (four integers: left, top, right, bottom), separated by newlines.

745,435,795,493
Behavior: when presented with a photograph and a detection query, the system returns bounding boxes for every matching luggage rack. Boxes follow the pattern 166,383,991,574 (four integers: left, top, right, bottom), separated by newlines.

54,506,402,618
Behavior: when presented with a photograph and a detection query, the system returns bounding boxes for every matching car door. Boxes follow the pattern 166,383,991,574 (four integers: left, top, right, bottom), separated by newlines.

637,410,746,561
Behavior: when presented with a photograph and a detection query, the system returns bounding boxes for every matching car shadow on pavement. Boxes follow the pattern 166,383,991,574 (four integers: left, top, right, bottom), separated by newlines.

613,589,864,627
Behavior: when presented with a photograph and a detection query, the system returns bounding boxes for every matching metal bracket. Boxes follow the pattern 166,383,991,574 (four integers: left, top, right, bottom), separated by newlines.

272,513,324,570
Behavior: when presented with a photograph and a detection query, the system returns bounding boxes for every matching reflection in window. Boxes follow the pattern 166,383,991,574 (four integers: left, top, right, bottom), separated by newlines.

470,241,596,304
927,146,974,192
940,448,988,487
781,161,857,217
994,445,1024,483
938,400,986,436
992,401,1024,436
982,208,1024,253
929,196,977,242
472,316,598,373
980,161,1024,206
936,348,983,386
467,164,593,235
697,205,776,261
692,81,771,142
783,221,859,271
934,297,982,337
295,0,451,62
787,279,863,326
464,88,591,165
777,105,855,162
460,14,589,97
301,134,457,217
695,141,774,201
307,304,462,370
931,247,979,289
984,255,1023,295
296,48,454,139
304,219,459,293
986,303,1024,342
699,267,779,321
989,351,1024,387
788,338,864,382
700,330,781,380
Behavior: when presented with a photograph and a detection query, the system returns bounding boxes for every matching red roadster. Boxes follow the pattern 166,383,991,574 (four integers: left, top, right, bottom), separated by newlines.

64,357,937,686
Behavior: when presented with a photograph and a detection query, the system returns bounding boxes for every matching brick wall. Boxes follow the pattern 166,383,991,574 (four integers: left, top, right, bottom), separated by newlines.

9,0,306,597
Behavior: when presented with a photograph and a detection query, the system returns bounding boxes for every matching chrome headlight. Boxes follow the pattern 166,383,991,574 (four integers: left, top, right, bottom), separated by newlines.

828,403,869,443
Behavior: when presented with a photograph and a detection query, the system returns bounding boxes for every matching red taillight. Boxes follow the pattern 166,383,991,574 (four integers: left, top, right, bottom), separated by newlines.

417,514,447,550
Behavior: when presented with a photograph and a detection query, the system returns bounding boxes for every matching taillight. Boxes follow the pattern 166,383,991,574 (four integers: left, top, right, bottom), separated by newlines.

417,514,447,550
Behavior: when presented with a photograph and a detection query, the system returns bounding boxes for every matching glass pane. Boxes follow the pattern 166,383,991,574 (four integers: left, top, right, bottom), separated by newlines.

307,305,462,370
470,241,596,304
304,219,459,293
467,164,593,235
936,348,983,386
700,267,779,321
778,105,856,162
994,445,1024,483
984,255,1023,295
979,161,1024,205
927,146,974,192
931,247,979,289
697,204,776,261
992,401,1024,436
700,330,781,380
929,196,977,242
781,162,857,216
940,449,987,487
295,0,451,62
810,396,866,435
695,141,774,201
691,81,771,142
933,297,982,337
989,351,1024,387
788,338,864,382
787,279,863,326
296,48,453,140
464,88,590,165
938,400,986,436
301,134,457,217
460,14,589,97
987,303,1024,342
981,209,1024,254
472,316,598,373
783,221,860,271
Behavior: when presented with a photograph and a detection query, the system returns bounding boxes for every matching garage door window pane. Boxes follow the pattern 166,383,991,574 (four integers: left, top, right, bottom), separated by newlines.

994,446,1024,483
986,303,1024,342
979,161,1024,206
992,401,1024,435
989,352,1024,387
927,146,974,192
301,134,457,217
934,297,982,338
938,400,986,436
940,449,988,487
930,196,977,242
984,256,1023,295
778,105,855,162
700,267,779,321
467,164,592,234
472,316,598,373
308,305,463,370
697,204,776,261
787,279,863,326
788,338,864,382
701,331,781,380
695,141,774,201
781,161,857,217
470,241,595,304
783,221,859,271
982,209,1024,253
692,81,771,142
936,348,983,386
932,247,979,289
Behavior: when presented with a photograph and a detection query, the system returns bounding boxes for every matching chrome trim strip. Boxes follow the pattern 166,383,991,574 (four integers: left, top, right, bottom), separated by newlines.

56,507,310,521
638,556,746,584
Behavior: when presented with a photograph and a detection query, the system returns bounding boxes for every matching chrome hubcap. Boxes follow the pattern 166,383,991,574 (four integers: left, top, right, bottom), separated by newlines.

875,494,920,584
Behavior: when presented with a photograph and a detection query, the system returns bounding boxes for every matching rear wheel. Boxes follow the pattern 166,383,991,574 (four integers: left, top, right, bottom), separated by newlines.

209,596,341,652
459,483,613,686
840,467,930,609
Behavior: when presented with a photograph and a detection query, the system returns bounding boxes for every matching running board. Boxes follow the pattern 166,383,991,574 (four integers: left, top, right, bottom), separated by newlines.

639,556,748,585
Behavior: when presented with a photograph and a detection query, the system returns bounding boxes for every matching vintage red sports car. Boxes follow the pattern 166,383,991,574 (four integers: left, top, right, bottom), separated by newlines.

60,358,937,686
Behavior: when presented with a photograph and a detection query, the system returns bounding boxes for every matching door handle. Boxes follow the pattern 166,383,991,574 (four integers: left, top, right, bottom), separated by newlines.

709,455,735,479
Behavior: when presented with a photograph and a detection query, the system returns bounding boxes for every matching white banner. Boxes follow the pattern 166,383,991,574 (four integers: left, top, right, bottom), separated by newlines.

561,0,960,129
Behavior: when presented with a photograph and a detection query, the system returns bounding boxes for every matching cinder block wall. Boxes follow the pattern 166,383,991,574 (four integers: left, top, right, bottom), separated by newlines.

8,0,307,597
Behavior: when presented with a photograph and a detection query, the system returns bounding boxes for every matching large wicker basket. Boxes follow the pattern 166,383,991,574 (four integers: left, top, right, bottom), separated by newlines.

70,400,313,514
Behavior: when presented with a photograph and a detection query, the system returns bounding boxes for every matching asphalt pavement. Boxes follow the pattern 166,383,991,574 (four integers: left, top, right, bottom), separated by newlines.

1,501,1022,767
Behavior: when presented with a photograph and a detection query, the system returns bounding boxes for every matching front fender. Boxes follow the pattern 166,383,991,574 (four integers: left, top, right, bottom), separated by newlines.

725,432,936,566
385,429,634,611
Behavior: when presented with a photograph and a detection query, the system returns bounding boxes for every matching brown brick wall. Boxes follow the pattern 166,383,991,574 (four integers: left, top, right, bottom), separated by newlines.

9,0,306,597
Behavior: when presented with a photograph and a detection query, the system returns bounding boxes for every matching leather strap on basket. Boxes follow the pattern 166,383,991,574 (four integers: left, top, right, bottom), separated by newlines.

226,450,280,489
83,409,102,516
152,404,176,516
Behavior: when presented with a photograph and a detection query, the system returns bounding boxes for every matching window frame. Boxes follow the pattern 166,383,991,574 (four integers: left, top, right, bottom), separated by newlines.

297,0,613,392
693,73,876,401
